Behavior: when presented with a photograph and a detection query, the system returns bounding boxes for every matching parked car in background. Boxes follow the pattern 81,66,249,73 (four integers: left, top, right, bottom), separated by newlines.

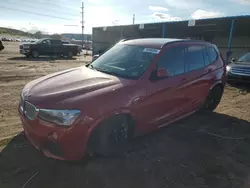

62,41,82,54
0,39,4,51
19,38,79,58
19,38,226,161
226,52,250,83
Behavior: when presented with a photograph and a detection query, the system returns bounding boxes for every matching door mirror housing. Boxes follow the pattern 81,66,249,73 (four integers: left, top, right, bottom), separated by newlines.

150,68,169,80
157,68,168,78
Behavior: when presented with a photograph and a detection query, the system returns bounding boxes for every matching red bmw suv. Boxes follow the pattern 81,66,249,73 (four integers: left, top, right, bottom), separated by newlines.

19,38,226,161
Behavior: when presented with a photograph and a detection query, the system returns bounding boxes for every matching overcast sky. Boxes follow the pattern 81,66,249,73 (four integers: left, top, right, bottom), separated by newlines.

0,0,250,34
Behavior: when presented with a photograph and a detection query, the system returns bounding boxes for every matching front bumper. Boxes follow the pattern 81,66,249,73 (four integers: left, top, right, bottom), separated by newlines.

227,72,250,83
19,48,30,54
19,109,91,161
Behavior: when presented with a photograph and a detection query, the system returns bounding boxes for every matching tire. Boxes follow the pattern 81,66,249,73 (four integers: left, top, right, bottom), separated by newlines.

31,50,39,58
25,54,31,58
89,115,130,157
202,86,223,112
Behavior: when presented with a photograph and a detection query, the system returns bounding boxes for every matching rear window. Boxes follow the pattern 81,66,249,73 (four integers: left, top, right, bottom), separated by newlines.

206,47,218,64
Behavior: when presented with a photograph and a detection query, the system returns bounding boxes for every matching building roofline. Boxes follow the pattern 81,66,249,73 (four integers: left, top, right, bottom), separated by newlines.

93,15,250,29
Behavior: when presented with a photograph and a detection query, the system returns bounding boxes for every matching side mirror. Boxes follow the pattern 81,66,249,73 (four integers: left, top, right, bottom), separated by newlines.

157,68,168,78
92,54,100,62
150,68,169,80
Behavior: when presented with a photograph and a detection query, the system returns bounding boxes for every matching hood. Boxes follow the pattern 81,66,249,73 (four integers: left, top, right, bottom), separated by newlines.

20,42,34,45
22,66,127,106
230,62,250,69
63,44,78,47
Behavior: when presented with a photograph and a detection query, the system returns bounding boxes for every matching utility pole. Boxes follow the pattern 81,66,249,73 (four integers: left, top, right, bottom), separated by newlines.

81,2,84,49
133,14,135,24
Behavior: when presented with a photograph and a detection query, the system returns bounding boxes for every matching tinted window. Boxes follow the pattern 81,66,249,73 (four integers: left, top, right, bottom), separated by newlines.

186,45,205,72
41,40,50,45
206,47,217,64
50,40,61,45
202,47,210,66
157,47,185,76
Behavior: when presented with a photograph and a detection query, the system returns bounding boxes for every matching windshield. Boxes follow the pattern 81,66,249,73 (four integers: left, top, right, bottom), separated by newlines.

89,44,158,79
238,52,250,63
33,39,44,44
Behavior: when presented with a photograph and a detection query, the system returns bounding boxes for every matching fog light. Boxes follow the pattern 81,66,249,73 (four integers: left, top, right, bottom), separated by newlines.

52,132,57,140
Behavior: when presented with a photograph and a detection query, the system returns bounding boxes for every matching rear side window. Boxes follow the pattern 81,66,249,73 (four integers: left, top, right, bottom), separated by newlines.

206,47,218,64
157,47,185,76
202,47,210,66
186,45,205,72
50,40,61,45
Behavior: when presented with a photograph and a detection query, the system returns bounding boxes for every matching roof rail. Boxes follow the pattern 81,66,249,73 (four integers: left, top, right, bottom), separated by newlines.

118,37,142,42
161,39,210,48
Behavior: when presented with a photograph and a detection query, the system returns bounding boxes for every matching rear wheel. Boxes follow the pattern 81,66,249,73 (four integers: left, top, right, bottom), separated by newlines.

88,115,131,156
202,86,223,112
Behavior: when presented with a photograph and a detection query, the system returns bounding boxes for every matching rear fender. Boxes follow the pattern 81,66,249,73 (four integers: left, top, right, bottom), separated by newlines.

210,80,224,91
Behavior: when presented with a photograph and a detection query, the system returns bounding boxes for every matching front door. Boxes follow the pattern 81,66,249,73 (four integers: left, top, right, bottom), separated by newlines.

141,45,189,129
39,39,51,55
50,40,62,55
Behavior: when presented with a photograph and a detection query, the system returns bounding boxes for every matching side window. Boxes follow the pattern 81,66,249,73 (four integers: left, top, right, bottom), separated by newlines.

51,40,61,45
202,47,210,66
157,47,185,76
206,47,218,64
186,45,205,72
42,40,50,45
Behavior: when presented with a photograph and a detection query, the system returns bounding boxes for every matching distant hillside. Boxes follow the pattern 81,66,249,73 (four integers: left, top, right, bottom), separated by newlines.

0,27,34,38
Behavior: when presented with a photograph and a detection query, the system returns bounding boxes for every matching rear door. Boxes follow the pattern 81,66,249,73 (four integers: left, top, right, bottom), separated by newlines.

179,43,211,113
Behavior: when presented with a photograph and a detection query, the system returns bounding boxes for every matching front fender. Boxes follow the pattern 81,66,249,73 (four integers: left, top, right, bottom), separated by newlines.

87,108,135,136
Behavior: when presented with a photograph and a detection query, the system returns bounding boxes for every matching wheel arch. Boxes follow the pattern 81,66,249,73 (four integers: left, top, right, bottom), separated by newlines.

210,81,224,91
86,110,136,153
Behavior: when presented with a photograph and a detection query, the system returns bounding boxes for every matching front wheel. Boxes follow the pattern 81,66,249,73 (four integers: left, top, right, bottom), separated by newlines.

89,116,130,156
31,50,39,58
25,53,31,58
202,86,223,112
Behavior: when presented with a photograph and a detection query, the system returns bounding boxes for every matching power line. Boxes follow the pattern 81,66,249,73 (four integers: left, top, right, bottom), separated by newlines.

0,5,75,20
22,0,79,16
2,1,79,17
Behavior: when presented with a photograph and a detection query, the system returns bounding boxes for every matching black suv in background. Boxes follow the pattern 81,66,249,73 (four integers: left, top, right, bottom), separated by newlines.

19,38,79,58
226,52,250,83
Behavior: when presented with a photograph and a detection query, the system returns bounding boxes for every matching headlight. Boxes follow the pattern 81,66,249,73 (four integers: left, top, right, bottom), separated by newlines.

38,109,81,126
226,66,231,72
